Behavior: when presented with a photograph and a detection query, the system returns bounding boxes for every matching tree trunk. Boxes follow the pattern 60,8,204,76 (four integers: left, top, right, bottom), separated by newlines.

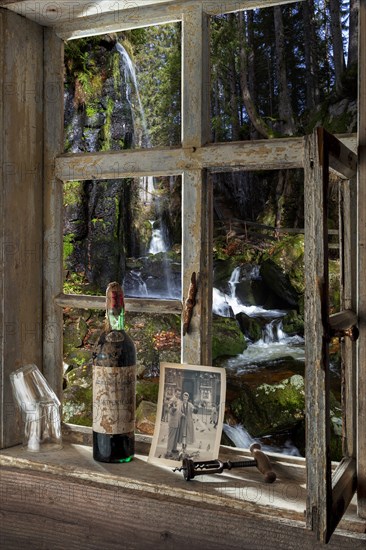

347,0,359,67
328,0,345,94
246,11,259,139
239,11,275,139
229,15,241,141
273,6,296,135
303,0,320,110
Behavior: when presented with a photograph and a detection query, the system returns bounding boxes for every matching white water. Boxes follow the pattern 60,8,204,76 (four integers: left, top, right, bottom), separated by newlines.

129,271,148,296
149,227,167,254
116,42,150,147
223,424,301,456
214,266,305,370
213,287,284,319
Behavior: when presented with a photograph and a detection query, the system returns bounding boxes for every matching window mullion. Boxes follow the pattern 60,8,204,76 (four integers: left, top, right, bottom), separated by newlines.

181,5,212,365
43,29,64,399
304,129,332,542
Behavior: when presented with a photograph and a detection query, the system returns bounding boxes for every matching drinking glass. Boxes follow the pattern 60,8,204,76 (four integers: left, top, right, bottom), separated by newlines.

10,364,62,451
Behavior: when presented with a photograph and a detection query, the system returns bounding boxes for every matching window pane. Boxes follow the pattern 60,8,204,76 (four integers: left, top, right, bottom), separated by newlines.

64,23,181,153
211,168,341,458
64,176,181,299
63,309,181,429
210,5,356,143
63,176,182,298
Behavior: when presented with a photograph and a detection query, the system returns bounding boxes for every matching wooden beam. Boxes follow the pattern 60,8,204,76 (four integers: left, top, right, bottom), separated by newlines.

55,136,357,182
181,170,213,365
55,293,182,315
339,178,357,457
43,28,64,400
329,310,358,332
49,0,304,40
181,3,210,147
1,443,365,549
0,9,44,448
181,5,212,365
330,458,357,536
0,9,4,450
304,130,332,543
55,138,307,181
318,128,357,179
357,0,366,520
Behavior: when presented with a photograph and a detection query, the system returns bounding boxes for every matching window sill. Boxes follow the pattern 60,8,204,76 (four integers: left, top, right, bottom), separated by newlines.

1,427,365,549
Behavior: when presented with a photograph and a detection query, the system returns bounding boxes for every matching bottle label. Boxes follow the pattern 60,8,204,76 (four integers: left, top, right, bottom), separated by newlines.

93,365,136,434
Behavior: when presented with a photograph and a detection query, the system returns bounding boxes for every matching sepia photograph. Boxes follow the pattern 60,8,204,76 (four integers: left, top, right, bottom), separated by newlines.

148,362,226,467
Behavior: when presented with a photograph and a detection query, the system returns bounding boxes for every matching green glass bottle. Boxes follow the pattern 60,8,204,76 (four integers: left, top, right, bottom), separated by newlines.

92,282,136,463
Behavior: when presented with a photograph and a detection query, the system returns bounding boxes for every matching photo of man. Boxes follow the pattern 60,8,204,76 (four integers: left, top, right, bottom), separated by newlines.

149,362,226,466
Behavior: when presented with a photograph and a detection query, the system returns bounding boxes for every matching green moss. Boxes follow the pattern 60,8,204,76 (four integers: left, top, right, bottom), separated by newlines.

100,97,114,151
212,316,247,360
112,52,122,94
136,380,159,405
63,234,74,269
64,181,82,207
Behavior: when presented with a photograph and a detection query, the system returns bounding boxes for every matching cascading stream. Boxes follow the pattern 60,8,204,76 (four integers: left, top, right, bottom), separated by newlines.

115,42,180,300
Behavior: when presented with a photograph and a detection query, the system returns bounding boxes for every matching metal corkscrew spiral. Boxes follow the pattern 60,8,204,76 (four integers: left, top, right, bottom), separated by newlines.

173,443,276,483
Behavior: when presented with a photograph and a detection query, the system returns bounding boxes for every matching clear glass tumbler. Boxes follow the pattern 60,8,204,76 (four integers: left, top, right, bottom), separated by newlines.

10,364,62,452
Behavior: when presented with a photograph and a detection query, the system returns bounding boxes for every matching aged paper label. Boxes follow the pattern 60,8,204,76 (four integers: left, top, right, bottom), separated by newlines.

93,365,136,434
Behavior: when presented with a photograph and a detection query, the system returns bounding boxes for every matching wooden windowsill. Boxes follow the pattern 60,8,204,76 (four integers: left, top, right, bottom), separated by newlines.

1,428,365,549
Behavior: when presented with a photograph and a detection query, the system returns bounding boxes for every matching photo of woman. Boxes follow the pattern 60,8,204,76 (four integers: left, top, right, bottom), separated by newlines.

149,362,226,466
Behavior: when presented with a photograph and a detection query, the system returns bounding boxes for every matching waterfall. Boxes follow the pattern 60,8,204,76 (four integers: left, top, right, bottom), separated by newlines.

228,266,241,298
261,319,286,344
149,221,167,255
213,267,284,318
223,424,301,456
115,42,150,148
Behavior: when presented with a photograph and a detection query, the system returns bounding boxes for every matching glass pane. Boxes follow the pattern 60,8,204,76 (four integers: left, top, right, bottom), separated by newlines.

210,4,356,143
63,309,181,428
211,168,342,459
64,23,181,153
63,176,182,299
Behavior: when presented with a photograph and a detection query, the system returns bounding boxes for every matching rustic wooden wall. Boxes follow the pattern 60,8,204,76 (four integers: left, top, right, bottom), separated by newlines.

0,9,44,448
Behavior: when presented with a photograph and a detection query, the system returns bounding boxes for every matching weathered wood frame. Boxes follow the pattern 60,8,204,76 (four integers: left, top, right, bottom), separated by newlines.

357,0,366,522
0,0,365,545
304,127,360,543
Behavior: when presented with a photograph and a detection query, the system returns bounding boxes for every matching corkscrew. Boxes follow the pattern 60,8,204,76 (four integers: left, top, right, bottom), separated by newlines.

173,443,276,483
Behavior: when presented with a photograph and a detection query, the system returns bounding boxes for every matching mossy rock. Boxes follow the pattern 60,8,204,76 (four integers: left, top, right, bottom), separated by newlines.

261,235,305,305
136,379,159,406
213,258,237,290
212,315,247,360
64,348,93,369
282,310,304,337
260,259,299,308
62,363,93,426
231,375,305,437
63,317,89,355
136,401,157,435
235,312,263,342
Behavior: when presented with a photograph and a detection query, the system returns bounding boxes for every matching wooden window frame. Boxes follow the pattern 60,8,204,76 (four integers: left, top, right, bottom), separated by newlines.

1,0,365,543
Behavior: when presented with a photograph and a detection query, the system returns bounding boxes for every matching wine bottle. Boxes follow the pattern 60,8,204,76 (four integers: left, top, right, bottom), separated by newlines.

92,282,136,463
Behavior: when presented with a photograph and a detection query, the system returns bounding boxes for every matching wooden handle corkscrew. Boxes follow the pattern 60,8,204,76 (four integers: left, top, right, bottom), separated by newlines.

249,443,277,483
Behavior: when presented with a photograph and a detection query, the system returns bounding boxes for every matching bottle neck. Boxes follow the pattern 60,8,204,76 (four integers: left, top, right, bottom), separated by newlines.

105,282,125,332
107,309,125,331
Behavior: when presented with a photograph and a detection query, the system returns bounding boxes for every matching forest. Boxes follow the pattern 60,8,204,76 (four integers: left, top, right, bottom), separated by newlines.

62,0,358,459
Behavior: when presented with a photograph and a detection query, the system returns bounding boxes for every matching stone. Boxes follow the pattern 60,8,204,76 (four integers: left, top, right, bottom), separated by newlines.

212,315,247,360
136,401,157,435
235,312,263,342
